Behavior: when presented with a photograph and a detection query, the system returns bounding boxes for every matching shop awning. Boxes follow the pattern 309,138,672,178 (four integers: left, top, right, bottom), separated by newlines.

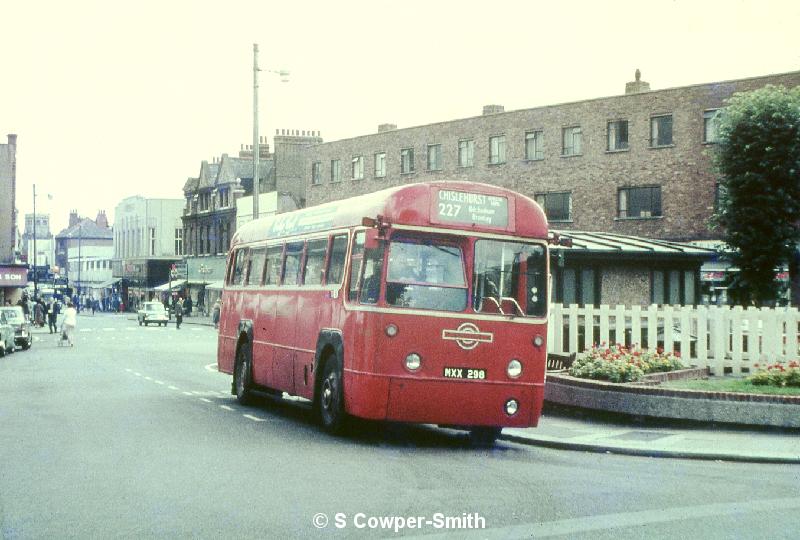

152,279,187,291
93,278,121,289
204,280,225,291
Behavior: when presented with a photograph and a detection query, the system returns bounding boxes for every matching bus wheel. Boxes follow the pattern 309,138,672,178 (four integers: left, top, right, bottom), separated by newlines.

469,427,501,447
234,343,254,405
318,357,346,434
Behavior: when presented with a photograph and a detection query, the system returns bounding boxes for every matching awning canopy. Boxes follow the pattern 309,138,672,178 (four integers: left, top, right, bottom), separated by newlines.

92,278,121,289
152,279,187,291
204,280,225,291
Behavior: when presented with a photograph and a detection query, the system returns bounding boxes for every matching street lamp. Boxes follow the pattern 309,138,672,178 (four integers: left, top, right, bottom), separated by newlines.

252,42,289,220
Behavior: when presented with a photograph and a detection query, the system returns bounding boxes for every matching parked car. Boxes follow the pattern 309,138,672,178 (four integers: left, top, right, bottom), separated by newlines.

137,302,169,327
0,310,15,356
0,306,32,350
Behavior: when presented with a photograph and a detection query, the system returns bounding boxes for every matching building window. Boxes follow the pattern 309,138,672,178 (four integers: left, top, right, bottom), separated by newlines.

330,159,341,183
703,109,721,143
175,228,183,255
312,161,322,185
618,186,662,218
650,114,673,147
400,148,415,174
427,144,442,171
534,192,572,222
149,227,156,256
607,120,629,151
489,135,506,164
562,126,582,156
525,130,543,160
553,266,599,307
374,152,386,178
652,269,697,306
352,156,364,180
458,139,474,168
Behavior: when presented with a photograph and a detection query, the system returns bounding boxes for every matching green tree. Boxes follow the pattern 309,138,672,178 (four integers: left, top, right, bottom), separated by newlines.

713,85,800,306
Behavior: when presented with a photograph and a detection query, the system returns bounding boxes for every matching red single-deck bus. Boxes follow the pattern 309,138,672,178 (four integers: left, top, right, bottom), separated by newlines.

217,181,550,444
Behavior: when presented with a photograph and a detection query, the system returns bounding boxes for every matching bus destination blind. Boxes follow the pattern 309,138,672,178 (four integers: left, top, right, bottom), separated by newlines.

435,190,509,227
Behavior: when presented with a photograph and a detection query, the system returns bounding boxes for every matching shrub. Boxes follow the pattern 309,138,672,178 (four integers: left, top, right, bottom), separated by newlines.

750,361,800,387
568,344,684,383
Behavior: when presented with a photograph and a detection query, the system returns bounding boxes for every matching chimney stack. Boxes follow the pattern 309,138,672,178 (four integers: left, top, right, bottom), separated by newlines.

625,69,651,94
69,210,79,228
482,105,504,115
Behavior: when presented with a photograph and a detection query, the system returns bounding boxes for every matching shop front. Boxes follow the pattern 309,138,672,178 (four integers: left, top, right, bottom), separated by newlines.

0,265,29,305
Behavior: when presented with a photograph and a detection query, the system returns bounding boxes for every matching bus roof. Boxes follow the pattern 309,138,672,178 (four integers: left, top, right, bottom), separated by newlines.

232,181,548,247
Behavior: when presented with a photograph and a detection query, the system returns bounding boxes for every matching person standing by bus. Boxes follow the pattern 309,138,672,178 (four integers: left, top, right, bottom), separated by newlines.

211,299,221,329
47,297,59,334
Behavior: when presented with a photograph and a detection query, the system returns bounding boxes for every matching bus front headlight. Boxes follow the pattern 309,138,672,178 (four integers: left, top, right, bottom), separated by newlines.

405,353,422,372
505,399,519,416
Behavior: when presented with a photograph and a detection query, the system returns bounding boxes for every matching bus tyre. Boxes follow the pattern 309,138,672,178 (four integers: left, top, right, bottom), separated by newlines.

234,343,254,405
318,357,347,434
469,427,501,447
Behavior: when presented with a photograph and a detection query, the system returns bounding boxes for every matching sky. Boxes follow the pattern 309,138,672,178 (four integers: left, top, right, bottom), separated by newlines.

2,0,799,234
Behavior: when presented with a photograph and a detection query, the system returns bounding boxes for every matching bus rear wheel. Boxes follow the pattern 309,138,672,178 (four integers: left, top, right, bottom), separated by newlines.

469,427,501,447
317,357,347,434
234,343,254,405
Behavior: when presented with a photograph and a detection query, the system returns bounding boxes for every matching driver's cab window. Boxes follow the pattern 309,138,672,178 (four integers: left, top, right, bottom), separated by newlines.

348,232,365,301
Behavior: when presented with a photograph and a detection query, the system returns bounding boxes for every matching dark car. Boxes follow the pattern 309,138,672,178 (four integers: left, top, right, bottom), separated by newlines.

0,306,31,350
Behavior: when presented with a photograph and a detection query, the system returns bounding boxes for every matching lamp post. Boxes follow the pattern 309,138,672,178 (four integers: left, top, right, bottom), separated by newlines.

252,43,288,221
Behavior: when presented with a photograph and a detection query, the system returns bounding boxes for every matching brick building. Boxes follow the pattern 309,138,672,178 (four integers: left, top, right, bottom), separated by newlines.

304,70,800,243
0,134,27,304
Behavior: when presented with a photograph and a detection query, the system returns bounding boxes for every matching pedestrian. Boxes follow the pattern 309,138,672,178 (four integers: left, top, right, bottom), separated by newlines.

62,300,77,347
175,297,184,330
47,298,59,334
211,299,221,329
33,300,44,327
17,294,30,320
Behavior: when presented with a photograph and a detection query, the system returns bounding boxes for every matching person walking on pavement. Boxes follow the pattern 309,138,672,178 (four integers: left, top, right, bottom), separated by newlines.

47,298,59,334
211,299,221,329
62,300,77,347
175,297,184,330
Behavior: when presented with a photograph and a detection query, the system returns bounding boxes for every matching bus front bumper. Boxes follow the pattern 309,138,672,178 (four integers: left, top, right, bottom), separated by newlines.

345,371,544,428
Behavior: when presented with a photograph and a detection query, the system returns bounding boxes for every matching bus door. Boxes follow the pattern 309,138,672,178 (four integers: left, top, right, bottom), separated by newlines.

273,241,304,393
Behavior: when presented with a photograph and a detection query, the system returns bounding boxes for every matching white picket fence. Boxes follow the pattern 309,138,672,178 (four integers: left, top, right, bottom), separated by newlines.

547,304,800,375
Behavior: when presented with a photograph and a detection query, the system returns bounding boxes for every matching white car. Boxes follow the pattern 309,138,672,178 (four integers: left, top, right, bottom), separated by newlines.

137,302,169,327
0,310,14,356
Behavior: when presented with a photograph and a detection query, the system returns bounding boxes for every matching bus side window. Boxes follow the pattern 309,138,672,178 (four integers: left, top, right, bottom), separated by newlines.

232,248,249,286
359,247,384,305
247,246,266,286
303,239,327,286
325,234,348,285
348,232,365,301
282,242,304,286
225,251,237,285
264,245,283,285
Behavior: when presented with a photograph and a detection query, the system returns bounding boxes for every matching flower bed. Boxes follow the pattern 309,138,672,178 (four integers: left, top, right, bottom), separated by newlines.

568,344,685,383
750,361,800,388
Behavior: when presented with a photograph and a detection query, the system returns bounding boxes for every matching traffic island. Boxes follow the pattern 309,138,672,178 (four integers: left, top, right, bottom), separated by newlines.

544,371,800,429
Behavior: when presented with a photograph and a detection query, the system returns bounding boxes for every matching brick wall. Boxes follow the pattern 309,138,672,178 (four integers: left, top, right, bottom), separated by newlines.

303,71,800,242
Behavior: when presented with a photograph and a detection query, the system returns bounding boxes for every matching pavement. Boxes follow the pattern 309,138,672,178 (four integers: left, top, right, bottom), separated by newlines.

35,312,800,464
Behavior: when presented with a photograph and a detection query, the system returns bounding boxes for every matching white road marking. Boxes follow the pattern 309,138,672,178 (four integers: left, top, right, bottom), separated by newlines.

182,392,193,396
154,380,165,385
103,328,115,331
220,405,234,411
144,376,153,381
125,368,133,372
243,414,266,422
204,363,218,372
191,391,202,395
79,329,91,333
168,385,179,390
134,372,142,377
199,398,212,403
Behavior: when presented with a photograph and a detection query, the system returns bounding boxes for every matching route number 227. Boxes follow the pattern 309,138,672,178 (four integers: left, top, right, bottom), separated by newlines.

438,203,462,218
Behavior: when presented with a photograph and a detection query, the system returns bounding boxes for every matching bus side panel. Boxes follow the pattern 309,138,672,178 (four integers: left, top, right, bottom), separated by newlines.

292,290,332,401
217,289,236,374
272,291,297,393
252,289,277,388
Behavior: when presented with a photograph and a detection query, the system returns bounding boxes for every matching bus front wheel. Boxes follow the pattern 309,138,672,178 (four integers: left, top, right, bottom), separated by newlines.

234,343,254,405
317,357,347,434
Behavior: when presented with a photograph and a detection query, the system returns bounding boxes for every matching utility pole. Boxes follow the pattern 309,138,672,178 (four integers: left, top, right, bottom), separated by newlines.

252,43,260,220
32,184,37,298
